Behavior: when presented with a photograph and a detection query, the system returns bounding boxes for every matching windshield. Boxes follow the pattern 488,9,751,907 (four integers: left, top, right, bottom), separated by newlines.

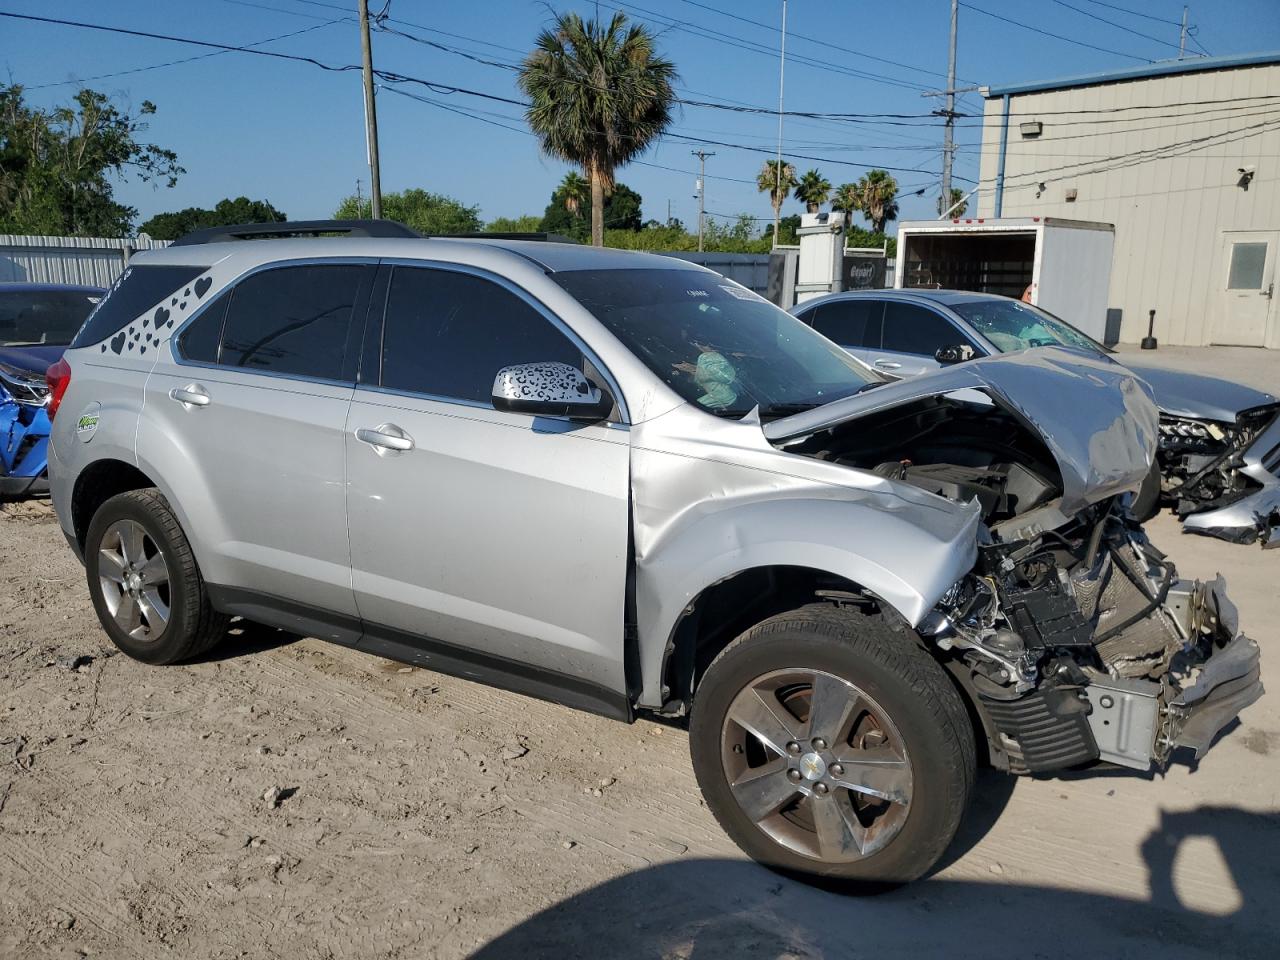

552,268,878,417
0,289,103,347
950,298,1106,356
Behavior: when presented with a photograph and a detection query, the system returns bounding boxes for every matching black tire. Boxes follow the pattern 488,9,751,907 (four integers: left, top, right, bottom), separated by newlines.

689,603,976,886
1131,459,1162,523
84,488,229,665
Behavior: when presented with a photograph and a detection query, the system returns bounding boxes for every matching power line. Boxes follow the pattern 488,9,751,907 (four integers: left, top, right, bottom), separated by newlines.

26,17,345,89
1048,0,1185,52
1075,0,1183,26
674,0,975,84
959,1,1154,62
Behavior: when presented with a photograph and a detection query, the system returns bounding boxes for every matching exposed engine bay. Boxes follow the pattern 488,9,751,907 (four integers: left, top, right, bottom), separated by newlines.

782,390,1264,774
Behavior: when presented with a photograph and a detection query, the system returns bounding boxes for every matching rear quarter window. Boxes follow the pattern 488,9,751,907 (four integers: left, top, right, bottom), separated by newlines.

71,264,206,349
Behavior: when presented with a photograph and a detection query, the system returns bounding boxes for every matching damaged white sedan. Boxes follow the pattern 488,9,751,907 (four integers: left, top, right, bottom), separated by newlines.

50,235,1262,886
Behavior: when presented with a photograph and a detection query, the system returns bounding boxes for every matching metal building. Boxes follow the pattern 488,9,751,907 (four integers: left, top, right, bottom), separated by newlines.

977,52,1280,348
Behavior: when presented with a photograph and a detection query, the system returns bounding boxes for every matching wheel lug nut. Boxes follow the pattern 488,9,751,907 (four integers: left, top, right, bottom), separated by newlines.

786,741,802,755
812,738,827,751
787,769,803,783
830,763,844,777
814,782,829,795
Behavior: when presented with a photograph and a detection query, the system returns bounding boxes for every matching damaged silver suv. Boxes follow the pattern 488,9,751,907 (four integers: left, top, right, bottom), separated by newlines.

47,221,1263,884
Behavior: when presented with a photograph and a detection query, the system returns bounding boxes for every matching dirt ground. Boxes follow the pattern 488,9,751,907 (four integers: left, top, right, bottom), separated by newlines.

1,498,1277,960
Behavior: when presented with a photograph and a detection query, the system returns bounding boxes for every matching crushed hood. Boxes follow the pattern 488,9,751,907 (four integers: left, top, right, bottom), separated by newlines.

1121,361,1278,423
0,345,63,378
764,346,1159,516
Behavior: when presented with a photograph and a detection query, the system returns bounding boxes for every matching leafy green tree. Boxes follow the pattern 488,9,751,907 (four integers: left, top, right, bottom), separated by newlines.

542,181,643,241
139,196,285,240
519,12,676,246
773,213,801,246
937,187,967,217
333,188,481,234
794,169,832,214
756,159,796,245
850,169,899,234
484,214,544,233
558,171,588,218
0,84,182,237
831,183,860,221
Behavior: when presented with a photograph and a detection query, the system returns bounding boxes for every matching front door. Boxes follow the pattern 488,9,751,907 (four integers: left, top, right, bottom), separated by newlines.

344,263,631,704
1216,231,1277,346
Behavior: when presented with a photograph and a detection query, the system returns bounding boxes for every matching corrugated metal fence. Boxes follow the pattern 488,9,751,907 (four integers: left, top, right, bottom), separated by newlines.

0,234,171,287
0,234,779,298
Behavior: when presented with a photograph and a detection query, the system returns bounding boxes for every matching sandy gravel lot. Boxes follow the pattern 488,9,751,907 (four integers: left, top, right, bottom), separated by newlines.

1,498,1277,960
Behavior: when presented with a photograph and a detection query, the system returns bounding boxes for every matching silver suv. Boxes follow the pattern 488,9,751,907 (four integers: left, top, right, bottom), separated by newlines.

48,221,1262,885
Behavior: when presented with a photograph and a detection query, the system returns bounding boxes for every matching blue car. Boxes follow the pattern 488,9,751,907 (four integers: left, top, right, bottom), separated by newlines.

1,282,105,497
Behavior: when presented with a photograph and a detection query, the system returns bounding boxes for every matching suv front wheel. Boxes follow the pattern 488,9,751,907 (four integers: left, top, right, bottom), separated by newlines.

689,603,975,885
84,488,229,664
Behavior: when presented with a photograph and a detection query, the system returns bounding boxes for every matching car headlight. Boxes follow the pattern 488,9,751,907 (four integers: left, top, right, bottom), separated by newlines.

1158,416,1222,443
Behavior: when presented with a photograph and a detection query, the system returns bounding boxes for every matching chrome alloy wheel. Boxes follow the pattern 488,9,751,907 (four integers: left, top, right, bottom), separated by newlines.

97,519,171,641
720,668,913,862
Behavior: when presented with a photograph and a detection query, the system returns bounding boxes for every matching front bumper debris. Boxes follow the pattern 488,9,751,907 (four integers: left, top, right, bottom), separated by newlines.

1182,485,1280,549
1082,575,1263,769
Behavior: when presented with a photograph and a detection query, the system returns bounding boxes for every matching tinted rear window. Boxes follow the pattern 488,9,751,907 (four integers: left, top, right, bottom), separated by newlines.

71,265,205,348
0,289,103,347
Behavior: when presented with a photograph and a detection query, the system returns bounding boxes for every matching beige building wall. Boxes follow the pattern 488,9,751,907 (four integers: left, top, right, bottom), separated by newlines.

977,60,1280,348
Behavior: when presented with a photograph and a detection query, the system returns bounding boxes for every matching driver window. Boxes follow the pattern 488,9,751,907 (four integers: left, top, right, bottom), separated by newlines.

380,266,582,403
881,302,975,357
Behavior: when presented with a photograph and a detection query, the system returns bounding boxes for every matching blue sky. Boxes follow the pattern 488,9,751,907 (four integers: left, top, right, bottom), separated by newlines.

4,0,1279,233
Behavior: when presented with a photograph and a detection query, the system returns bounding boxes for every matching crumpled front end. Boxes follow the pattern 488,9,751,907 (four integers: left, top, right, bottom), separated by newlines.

1164,404,1280,548
925,509,1263,773
0,364,52,497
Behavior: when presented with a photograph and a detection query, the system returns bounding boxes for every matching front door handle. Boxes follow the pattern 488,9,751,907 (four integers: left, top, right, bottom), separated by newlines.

169,384,210,407
356,424,415,453
873,359,902,370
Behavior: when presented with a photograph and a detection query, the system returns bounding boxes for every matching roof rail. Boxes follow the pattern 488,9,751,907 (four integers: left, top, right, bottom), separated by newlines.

170,219,422,246
430,231,576,244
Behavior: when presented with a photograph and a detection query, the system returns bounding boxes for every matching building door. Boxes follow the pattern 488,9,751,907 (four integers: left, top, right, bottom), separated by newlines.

1215,232,1277,346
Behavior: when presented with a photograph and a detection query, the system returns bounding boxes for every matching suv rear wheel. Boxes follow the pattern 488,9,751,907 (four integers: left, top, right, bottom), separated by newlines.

689,603,975,885
84,488,229,664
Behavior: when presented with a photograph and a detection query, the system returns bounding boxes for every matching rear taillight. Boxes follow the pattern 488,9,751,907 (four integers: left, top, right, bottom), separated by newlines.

46,357,71,419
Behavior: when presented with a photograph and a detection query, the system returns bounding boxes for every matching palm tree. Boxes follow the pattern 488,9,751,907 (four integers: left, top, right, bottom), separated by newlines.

756,158,796,245
852,169,900,234
937,187,967,218
830,182,860,221
559,171,588,218
519,12,677,246
794,169,832,214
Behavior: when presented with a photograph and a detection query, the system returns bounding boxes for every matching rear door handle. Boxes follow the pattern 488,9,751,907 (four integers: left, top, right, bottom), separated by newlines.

873,359,902,370
169,384,210,407
356,424,415,453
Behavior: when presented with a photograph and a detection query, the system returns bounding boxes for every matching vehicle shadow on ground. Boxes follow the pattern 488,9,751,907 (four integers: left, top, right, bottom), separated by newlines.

186,618,301,664
470,806,1278,960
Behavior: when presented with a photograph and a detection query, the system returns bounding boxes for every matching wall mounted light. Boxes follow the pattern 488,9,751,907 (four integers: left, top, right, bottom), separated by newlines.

1019,121,1043,138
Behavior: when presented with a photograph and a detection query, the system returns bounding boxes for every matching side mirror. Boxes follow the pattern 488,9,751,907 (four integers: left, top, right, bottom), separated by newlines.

934,344,976,365
491,361,613,421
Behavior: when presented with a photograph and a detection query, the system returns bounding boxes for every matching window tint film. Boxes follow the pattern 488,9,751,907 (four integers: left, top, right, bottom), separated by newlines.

70,265,205,348
811,300,884,349
0,289,103,347
219,265,367,380
880,302,971,356
176,293,230,364
380,267,582,404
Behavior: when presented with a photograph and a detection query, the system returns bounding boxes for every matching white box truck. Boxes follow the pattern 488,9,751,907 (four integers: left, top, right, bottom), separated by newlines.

894,217,1115,341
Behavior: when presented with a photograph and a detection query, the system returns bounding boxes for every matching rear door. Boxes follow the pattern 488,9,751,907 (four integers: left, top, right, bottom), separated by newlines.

872,301,978,378
141,261,374,621
802,298,884,367
344,263,631,705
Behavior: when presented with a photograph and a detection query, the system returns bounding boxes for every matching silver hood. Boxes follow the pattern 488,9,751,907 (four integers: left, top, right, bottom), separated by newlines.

1121,361,1278,423
764,346,1160,517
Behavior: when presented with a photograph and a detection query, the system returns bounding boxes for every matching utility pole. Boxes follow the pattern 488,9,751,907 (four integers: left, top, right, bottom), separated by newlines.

1179,6,1188,58
358,0,383,219
692,150,714,252
667,198,672,226
941,0,958,215
773,0,788,247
